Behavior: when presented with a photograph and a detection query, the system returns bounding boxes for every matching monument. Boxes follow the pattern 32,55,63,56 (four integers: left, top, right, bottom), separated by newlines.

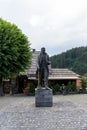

35,47,53,107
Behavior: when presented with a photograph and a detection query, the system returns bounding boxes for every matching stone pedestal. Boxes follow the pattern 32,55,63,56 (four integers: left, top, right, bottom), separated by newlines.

35,88,53,107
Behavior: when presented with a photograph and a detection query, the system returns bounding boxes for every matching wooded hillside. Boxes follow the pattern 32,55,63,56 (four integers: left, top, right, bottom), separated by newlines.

50,46,87,75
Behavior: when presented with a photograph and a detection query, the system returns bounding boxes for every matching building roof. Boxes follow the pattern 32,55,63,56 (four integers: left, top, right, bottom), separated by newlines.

49,68,79,80
21,50,80,80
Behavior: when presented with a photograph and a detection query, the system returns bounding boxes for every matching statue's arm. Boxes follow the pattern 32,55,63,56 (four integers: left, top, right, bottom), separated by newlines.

37,56,40,70
47,54,51,65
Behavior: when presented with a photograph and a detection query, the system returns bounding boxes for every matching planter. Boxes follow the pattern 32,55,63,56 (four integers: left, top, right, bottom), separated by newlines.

4,87,10,94
23,87,29,95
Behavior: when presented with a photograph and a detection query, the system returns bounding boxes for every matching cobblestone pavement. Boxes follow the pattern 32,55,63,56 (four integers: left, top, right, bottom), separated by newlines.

0,94,87,130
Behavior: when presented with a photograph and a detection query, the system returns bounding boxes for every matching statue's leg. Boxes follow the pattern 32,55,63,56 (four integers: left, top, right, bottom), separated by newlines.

37,71,41,88
39,68,43,87
41,69,44,87
44,68,49,88
40,72,43,87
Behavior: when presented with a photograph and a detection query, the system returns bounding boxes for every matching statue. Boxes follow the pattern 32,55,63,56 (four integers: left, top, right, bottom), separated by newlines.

37,47,51,89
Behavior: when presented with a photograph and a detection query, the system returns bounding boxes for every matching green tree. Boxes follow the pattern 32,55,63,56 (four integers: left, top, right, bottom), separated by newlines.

81,77,87,91
50,46,87,75
0,18,32,95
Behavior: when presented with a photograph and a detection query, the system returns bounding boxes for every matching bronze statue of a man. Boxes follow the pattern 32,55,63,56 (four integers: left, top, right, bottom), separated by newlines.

37,47,51,89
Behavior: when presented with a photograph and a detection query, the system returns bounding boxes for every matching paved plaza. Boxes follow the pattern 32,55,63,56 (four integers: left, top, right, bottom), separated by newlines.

0,94,87,130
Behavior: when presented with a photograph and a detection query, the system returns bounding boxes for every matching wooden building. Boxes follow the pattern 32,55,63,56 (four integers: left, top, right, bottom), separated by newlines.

19,50,81,91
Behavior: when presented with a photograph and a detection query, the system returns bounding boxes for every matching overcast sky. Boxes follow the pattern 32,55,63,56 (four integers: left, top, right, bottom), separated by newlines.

0,0,87,56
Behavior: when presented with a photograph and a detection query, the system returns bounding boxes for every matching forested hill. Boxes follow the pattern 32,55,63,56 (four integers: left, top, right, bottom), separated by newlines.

50,46,87,75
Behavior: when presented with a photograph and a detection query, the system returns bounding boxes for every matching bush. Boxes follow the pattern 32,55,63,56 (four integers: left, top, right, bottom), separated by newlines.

71,82,76,91
48,81,53,88
81,77,87,91
53,83,60,92
67,81,76,92
29,83,35,94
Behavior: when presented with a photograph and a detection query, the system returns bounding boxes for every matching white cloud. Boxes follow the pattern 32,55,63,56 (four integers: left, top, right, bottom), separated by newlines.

0,0,87,55
29,15,43,26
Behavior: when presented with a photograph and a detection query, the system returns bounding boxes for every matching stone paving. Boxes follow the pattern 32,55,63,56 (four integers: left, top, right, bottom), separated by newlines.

0,94,87,130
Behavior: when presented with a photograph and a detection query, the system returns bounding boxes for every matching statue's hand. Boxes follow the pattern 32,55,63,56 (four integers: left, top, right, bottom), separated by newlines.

47,61,51,65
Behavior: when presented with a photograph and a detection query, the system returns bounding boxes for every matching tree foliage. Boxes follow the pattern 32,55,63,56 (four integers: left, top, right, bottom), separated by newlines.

0,18,32,78
50,46,87,75
81,77,87,90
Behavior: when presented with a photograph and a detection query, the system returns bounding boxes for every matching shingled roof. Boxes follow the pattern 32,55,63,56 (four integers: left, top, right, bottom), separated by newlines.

21,50,80,80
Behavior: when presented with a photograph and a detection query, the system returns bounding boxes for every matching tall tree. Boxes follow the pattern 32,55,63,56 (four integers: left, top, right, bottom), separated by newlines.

0,18,32,95
50,46,87,75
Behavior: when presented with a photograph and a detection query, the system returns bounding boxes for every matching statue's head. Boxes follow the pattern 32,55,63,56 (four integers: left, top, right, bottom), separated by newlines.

41,47,45,53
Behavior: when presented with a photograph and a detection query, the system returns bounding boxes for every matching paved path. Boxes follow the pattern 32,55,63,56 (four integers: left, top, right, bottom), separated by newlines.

0,94,87,130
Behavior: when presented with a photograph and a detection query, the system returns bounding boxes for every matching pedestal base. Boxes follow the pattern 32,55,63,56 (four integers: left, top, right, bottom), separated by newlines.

35,88,53,107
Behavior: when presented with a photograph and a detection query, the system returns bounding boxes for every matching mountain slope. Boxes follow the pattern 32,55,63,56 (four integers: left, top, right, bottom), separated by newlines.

50,46,87,75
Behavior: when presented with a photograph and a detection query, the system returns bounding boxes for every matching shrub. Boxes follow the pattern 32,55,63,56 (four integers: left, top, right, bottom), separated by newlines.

67,81,76,92
81,77,87,91
29,83,35,94
53,83,60,92
71,82,76,91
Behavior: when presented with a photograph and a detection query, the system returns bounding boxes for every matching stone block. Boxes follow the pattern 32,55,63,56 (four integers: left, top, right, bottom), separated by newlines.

35,88,53,107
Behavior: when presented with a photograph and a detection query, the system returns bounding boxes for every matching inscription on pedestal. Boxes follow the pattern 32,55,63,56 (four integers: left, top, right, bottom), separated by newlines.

35,88,53,107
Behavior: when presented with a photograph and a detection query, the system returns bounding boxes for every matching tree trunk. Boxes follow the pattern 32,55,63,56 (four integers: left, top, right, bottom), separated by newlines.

0,77,4,96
